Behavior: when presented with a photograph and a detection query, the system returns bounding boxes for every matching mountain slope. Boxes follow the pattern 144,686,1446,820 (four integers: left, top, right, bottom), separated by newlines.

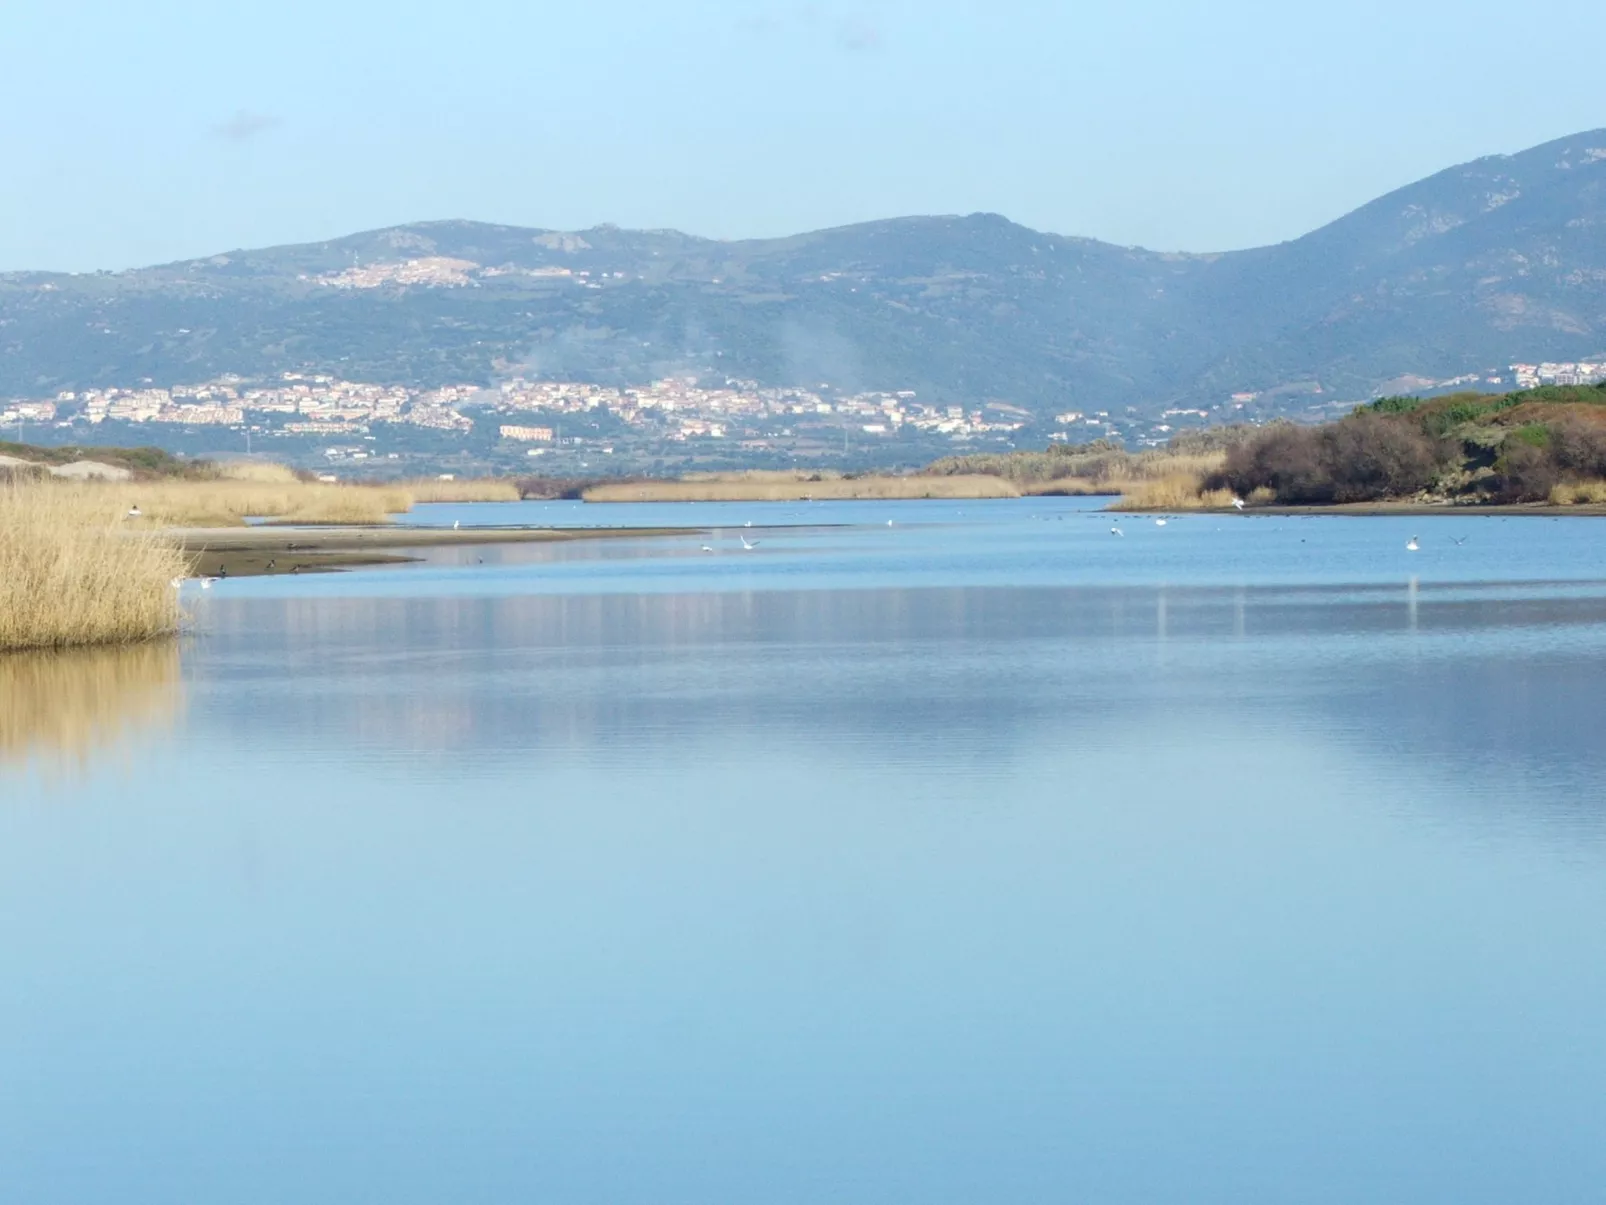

3,129,1604,414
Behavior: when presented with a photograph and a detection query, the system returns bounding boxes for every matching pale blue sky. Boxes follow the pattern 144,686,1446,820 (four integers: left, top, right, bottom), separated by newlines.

4,0,1603,270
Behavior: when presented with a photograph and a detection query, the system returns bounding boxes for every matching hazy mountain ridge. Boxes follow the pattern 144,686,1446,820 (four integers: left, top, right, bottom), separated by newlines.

3,129,1604,415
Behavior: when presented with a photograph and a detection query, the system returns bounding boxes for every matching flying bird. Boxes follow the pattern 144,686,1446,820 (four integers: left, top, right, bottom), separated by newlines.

1232,497,1245,510
739,534,760,550
1406,536,1420,551
1111,526,1124,537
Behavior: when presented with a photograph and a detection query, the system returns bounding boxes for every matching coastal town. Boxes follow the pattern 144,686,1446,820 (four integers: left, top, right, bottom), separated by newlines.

3,360,1601,470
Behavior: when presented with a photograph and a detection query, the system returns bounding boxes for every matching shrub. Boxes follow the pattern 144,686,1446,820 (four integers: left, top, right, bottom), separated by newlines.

1492,440,1559,502
1547,418,1606,479
1215,423,1332,503
1319,413,1445,501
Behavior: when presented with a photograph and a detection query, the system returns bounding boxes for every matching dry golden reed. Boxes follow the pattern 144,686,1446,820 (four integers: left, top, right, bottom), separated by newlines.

584,474,1020,502
120,479,413,526
0,641,182,768
0,483,187,651
405,477,523,503
1549,479,1606,505
1111,475,1238,511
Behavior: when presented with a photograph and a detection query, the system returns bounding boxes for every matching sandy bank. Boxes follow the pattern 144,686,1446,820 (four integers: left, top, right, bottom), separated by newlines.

173,524,690,577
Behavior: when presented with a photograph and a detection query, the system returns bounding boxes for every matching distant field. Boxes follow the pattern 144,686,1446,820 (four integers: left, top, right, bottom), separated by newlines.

582,474,1021,502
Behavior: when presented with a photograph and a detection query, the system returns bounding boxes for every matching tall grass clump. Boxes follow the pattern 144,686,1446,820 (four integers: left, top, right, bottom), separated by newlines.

1548,480,1606,505
0,483,186,652
1112,475,1237,511
119,479,414,526
216,460,302,484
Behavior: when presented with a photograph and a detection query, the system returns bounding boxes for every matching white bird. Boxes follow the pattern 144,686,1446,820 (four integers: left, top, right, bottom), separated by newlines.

1111,526,1124,537
169,577,183,589
1155,518,1167,526
739,534,760,550
1406,536,1420,551
700,544,714,553
126,506,142,519
453,519,460,530
744,521,753,528
200,576,219,589
887,519,895,527
1232,497,1245,510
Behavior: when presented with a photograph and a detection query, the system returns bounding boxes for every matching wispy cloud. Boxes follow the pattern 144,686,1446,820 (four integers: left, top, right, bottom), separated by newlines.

210,110,280,143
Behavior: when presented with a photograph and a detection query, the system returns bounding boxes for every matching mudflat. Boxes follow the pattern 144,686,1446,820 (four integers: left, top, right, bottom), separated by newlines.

173,524,689,577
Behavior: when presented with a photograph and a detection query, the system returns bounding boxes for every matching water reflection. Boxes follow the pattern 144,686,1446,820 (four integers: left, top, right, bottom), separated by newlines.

0,642,183,771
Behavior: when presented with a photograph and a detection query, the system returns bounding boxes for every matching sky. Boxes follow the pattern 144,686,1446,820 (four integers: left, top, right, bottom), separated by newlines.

3,0,1604,272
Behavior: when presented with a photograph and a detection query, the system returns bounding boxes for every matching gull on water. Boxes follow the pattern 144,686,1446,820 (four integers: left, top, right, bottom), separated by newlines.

1406,536,1420,551
200,576,219,589
1155,518,1167,526
700,544,714,553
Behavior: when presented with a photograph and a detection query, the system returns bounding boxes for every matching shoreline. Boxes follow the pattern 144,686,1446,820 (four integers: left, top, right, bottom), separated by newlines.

1122,502,1606,517
173,523,693,577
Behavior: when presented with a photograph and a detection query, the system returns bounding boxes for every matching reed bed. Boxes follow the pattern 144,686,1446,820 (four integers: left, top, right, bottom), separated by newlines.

0,641,182,767
406,477,523,503
1548,479,1606,505
583,474,1020,502
216,460,302,484
1111,475,1239,511
123,479,413,526
0,483,187,652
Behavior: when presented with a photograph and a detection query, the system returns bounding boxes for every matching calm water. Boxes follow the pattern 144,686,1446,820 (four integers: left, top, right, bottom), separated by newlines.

5,498,1606,1203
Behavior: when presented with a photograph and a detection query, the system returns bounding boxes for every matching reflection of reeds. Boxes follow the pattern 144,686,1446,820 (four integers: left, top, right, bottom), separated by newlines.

0,483,187,651
0,641,182,768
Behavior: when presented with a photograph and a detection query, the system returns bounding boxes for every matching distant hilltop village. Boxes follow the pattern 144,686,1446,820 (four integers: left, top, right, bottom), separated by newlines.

0,374,1038,456
3,361,1600,463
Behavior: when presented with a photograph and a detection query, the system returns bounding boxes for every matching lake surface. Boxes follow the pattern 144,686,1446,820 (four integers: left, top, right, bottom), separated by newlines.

5,497,1606,1203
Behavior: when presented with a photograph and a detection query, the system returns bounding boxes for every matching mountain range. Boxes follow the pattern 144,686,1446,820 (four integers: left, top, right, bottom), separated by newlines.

4,128,1605,419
